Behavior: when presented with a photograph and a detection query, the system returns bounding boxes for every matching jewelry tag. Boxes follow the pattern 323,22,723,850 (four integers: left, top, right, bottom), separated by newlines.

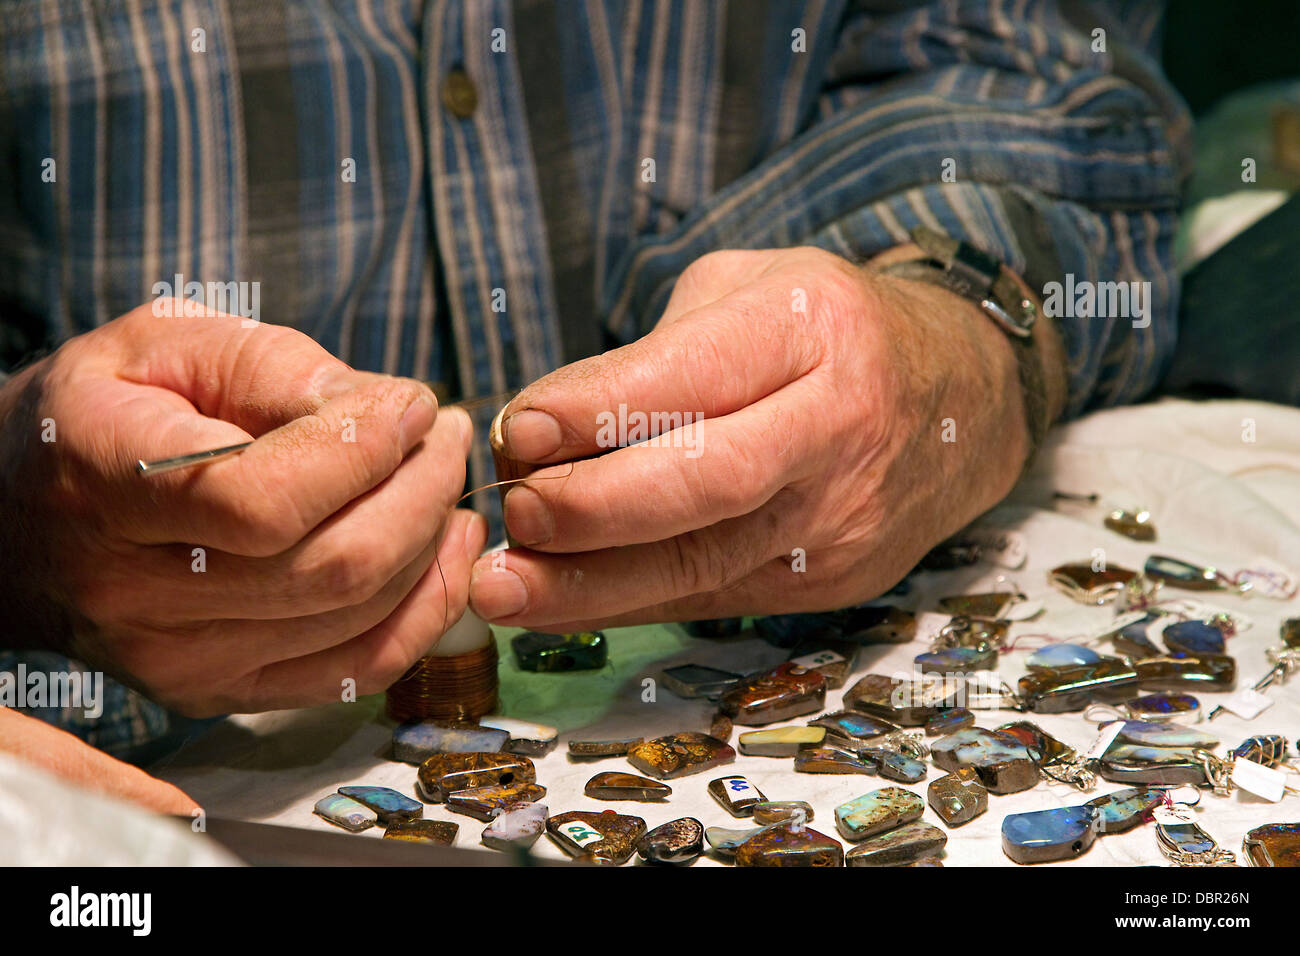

789,649,846,670
1083,720,1125,760
1231,757,1288,802
1217,687,1274,720
1236,557,1298,599
962,528,1028,569
1152,803,1197,826
1003,599,1043,621
1167,786,1201,807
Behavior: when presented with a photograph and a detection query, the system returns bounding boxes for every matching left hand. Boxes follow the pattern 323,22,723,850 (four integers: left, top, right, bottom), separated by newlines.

469,246,1061,631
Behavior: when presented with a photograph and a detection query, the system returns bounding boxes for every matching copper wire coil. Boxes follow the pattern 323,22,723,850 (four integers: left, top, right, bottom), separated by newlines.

385,642,500,722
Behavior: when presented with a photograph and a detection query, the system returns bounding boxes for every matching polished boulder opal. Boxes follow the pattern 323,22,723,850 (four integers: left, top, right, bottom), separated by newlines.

417,752,537,802
568,736,643,757
794,747,878,775
914,646,996,674
1124,692,1200,721
925,708,975,737
626,732,736,779
481,801,548,851
1025,643,1101,670
660,664,743,699
1001,805,1099,864
845,822,947,867
734,823,844,867
1017,657,1138,713
636,817,705,865
808,710,899,746
583,771,672,801
1084,787,1164,834
752,801,814,825
994,721,1075,764
718,662,827,725
1112,720,1218,749
1242,823,1300,867
834,787,924,841
738,725,826,756
1049,563,1141,604
861,749,928,784
937,591,1017,618
927,768,988,827
708,775,766,816
478,717,559,756
705,824,777,858
338,786,423,824
511,630,608,672
1134,653,1236,691
1098,744,1208,785
547,810,647,865
393,722,509,763
313,793,378,832
446,782,548,821
1161,620,1226,655
383,819,459,845
844,674,959,726
931,728,1038,794
1114,615,1163,658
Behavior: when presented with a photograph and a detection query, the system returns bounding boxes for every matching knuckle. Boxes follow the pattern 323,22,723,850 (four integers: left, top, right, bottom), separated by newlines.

307,539,391,607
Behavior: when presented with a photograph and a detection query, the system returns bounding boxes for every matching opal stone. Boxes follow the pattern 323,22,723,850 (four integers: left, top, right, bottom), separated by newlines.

845,821,947,867
547,810,647,865
383,819,459,845
1242,823,1300,867
1125,692,1200,721
738,725,826,756
710,712,733,742
718,662,827,725
511,630,607,671
925,708,974,737
338,786,423,824
808,710,899,745
914,646,996,674
927,768,988,827
1157,822,1218,856
1018,657,1138,713
1161,620,1227,655
393,722,509,763
861,749,928,784
583,771,672,801
636,817,705,865
1026,643,1101,670
478,717,559,756
1114,614,1162,658
567,736,643,757
1134,653,1236,691
1049,563,1140,604
1113,720,1218,749
416,752,537,802
994,721,1075,763
794,747,879,775
1099,744,1207,786
1084,787,1164,834
1232,734,1287,766
786,639,859,688
834,787,924,841
705,824,775,857
752,801,814,825
313,793,377,832
481,801,548,851
937,591,1016,619
1001,805,1099,864
844,674,959,726
734,823,844,867
931,728,1038,794
708,775,767,817
1284,618,1300,649
446,782,548,821
1144,555,1221,591
660,663,743,699
626,732,736,779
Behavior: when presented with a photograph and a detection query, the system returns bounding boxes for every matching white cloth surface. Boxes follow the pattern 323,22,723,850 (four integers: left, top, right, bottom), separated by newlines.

151,397,1300,866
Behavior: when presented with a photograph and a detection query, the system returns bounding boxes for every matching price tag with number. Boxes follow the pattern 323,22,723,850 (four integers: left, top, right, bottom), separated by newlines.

789,649,845,669
561,822,605,848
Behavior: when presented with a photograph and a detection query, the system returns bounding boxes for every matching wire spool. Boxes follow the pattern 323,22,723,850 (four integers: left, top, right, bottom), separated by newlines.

386,609,500,722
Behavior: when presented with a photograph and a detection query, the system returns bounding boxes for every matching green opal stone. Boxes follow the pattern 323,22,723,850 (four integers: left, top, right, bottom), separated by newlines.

927,768,988,827
626,732,736,780
845,821,947,866
417,752,537,802
834,787,924,841
583,771,672,801
636,817,705,865
738,725,826,756
446,782,548,821
512,631,608,672
734,823,844,867
547,810,647,865
383,819,459,846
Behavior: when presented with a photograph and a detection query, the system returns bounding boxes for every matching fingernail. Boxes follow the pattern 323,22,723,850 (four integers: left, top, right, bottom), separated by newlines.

504,484,553,546
504,409,562,461
470,559,529,619
398,392,438,451
463,511,488,553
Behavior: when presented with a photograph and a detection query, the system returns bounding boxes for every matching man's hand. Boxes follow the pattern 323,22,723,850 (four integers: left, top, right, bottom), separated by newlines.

0,302,487,715
469,246,1063,630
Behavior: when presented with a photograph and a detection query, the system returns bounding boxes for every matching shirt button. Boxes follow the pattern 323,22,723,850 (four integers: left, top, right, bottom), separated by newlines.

441,68,478,118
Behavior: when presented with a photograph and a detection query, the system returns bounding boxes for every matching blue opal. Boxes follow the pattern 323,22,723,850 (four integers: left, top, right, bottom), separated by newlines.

392,721,509,763
1001,805,1098,864
1159,823,1217,855
1161,620,1226,655
1025,643,1101,670
914,646,995,674
925,708,975,736
338,786,423,824
1084,787,1164,834
1115,615,1161,658
863,749,928,784
931,728,1038,794
1125,692,1200,720
313,793,378,832
1114,720,1218,749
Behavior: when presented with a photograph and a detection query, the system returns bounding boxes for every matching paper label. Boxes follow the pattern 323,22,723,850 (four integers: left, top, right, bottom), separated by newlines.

1166,786,1201,808
1218,687,1274,720
790,649,845,669
721,777,756,796
962,528,1029,569
1152,804,1198,826
560,822,605,848
1083,721,1125,760
1231,758,1288,802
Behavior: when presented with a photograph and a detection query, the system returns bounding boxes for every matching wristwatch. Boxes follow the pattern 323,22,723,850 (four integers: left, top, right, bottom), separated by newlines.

875,226,1049,467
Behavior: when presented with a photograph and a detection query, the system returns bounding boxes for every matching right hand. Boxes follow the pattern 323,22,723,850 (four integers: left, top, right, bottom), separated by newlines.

0,301,487,715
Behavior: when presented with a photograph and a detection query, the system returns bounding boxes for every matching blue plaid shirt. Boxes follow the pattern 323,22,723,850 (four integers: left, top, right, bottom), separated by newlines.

0,0,1190,756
